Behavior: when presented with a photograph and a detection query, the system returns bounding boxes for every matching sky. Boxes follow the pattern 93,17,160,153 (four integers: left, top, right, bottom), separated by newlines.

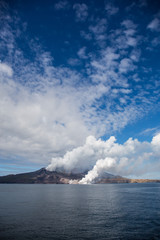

0,0,160,178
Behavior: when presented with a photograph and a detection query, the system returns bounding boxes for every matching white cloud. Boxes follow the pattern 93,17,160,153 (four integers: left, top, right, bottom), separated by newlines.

0,53,148,166
121,20,137,29
80,30,92,40
109,20,139,50
89,18,107,43
151,134,160,146
105,3,119,16
147,18,160,31
73,3,88,22
0,73,91,164
77,47,87,59
130,49,141,62
0,37,142,166
151,37,160,46
90,47,120,82
0,5,160,169
119,58,135,73
54,0,69,10
47,133,160,183
0,62,13,76
139,127,160,136
68,58,81,66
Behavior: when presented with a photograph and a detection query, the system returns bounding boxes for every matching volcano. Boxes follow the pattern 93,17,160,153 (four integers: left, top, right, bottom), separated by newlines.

0,168,85,184
0,168,128,184
0,168,160,184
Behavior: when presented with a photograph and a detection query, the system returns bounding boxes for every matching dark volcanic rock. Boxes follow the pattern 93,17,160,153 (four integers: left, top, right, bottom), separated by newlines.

0,168,159,184
0,168,86,184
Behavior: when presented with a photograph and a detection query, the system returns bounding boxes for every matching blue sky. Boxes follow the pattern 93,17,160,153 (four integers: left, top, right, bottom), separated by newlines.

0,0,160,177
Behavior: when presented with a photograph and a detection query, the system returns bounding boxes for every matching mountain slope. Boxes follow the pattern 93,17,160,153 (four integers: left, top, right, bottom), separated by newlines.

0,168,160,184
0,168,86,184
0,168,127,184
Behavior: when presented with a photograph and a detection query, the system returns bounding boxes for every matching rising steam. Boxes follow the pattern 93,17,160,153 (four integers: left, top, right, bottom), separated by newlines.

46,134,160,184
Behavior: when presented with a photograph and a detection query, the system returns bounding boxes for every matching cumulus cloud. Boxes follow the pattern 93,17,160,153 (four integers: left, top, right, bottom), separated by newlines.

47,134,160,183
152,134,160,146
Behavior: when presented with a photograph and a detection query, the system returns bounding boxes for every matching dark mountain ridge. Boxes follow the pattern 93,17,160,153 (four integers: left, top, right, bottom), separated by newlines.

0,168,86,184
0,168,160,184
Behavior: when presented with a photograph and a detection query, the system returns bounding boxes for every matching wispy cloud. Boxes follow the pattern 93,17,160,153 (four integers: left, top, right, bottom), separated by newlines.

0,2,160,169
139,0,147,7
54,0,70,10
73,3,88,22
151,37,160,47
147,18,160,32
67,58,81,66
119,58,135,73
80,30,92,40
89,18,107,45
77,47,88,59
108,19,139,50
105,3,119,16
139,127,160,136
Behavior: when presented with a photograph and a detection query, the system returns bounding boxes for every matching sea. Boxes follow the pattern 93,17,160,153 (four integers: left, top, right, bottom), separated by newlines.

0,183,160,240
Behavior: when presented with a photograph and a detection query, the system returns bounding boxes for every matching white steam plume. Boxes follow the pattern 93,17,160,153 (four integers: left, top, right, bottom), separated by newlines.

79,157,116,184
46,134,160,183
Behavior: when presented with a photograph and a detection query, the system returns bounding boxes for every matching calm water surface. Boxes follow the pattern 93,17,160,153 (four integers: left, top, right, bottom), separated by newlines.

0,184,160,240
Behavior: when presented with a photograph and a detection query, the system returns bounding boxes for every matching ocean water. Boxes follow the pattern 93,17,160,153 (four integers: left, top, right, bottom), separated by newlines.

0,184,160,240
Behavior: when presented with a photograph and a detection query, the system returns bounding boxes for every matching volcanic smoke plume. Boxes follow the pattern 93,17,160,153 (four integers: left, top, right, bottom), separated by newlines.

46,134,160,184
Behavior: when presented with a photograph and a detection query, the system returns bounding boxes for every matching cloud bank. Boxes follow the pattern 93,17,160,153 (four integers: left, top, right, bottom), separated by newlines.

47,134,160,183
0,1,160,173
